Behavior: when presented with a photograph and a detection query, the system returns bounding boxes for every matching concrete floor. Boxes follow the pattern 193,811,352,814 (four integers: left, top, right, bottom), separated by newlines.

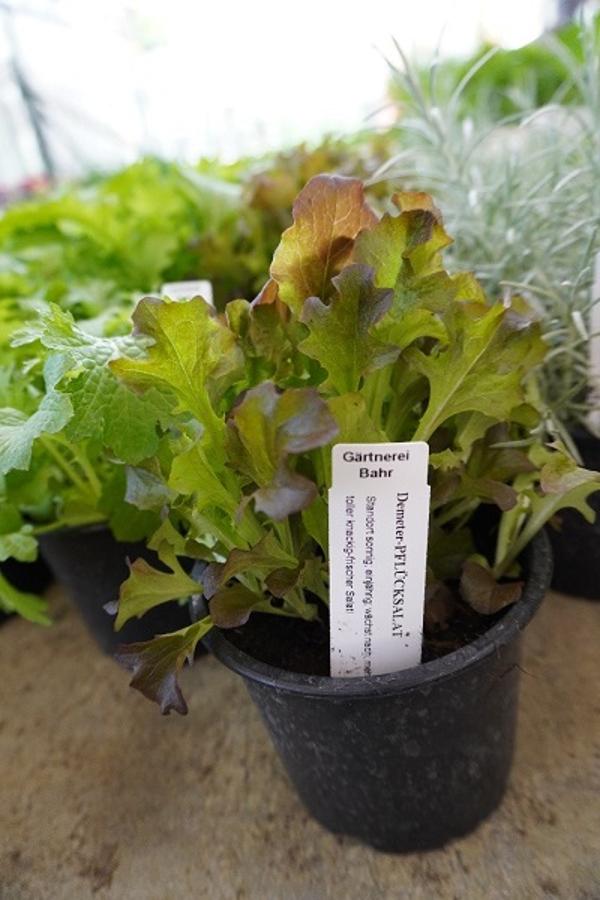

0,587,599,900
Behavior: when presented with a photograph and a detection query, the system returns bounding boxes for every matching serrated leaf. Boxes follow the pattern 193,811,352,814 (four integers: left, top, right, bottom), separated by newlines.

203,532,297,598
227,382,338,518
354,203,451,295
270,175,377,315
114,552,200,630
111,297,241,446
300,264,396,393
0,392,72,475
0,504,37,562
115,617,213,715
410,302,545,441
209,583,269,628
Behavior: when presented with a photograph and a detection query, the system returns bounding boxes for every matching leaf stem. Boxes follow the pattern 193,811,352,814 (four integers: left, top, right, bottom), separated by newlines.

40,437,97,499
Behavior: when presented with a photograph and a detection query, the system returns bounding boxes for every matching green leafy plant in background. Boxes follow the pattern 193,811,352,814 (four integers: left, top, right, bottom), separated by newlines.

390,13,600,119
61,174,599,715
0,136,393,621
383,18,600,447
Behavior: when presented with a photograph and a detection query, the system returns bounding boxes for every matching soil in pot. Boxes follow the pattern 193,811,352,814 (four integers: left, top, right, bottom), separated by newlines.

549,427,600,599
200,532,552,853
40,526,192,655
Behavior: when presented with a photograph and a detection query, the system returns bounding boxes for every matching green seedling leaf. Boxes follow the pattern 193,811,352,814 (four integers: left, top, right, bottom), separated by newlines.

300,264,396,393
125,466,172,511
0,571,50,625
114,617,213,715
111,296,242,448
203,532,297,598
410,302,546,441
113,553,200,631
0,392,72,475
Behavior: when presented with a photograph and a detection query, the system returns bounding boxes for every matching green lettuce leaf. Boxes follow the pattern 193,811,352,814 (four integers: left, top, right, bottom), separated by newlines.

113,553,200,630
300,265,396,393
0,392,72,475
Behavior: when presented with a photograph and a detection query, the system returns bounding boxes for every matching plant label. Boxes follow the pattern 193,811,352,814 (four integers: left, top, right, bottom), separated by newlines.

329,442,430,677
161,280,214,306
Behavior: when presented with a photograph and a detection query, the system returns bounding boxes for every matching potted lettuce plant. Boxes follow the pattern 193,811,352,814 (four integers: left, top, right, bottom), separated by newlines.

0,307,195,649
101,175,600,851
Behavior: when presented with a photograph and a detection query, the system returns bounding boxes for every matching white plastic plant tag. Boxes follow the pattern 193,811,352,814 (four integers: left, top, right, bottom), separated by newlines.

161,280,214,306
329,442,430,678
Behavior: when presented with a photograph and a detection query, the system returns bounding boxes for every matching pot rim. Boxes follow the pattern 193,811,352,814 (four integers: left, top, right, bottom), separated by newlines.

200,530,552,698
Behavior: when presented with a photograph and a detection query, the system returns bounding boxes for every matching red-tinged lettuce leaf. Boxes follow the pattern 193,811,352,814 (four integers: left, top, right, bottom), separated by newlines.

226,295,295,382
495,447,600,576
299,264,396,393
537,445,600,497
354,202,451,287
111,297,241,447
227,382,338,518
253,467,319,520
353,195,487,337
203,532,297,598
115,617,212,715
209,583,271,628
266,557,328,605
460,558,523,615
112,553,200,630
270,175,378,315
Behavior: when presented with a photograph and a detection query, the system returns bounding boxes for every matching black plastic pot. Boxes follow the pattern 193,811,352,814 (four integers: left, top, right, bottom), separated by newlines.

549,428,600,599
1,555,54,594
39,525,191,654
197,532,551,853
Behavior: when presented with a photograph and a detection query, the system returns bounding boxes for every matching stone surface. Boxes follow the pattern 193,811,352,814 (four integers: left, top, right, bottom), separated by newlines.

0,587,598,900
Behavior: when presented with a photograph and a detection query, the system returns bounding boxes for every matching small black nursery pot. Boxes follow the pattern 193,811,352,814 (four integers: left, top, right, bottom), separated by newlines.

549,428,600,599
199,533,551,853
40,525,190,654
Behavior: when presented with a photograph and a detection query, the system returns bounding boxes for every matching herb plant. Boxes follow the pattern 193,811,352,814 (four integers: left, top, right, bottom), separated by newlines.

75,174,600,714
383,22,600,444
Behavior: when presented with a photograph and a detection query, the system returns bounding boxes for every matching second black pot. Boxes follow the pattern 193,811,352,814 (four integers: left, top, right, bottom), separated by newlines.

40,525,191,654
0,556,54,627
549,428,600,599
199,532,551,853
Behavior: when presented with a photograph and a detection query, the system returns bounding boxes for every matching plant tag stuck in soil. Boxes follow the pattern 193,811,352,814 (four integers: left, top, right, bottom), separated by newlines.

161,280,214,306
329,442,431,677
